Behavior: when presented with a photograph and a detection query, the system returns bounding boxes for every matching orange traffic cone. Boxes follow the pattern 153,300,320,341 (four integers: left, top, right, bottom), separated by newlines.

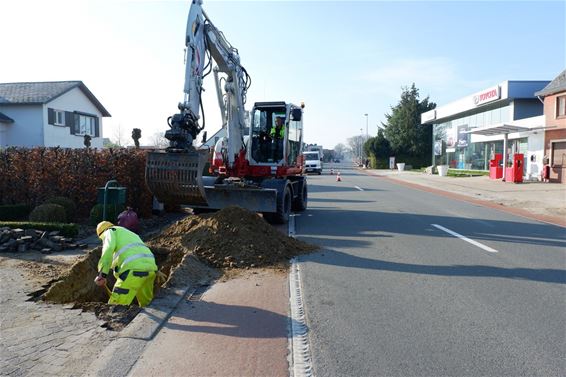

336,172,342,182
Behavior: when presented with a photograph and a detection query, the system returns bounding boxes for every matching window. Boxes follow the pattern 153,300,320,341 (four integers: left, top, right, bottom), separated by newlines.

54,110,65,126
556,95,566,118
78,115,95,136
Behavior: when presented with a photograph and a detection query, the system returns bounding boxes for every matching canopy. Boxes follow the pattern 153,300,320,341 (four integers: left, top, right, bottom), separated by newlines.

465,124,533,136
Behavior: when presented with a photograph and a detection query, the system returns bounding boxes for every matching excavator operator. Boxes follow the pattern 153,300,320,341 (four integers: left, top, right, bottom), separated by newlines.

270,116,285,160
94,221,158,307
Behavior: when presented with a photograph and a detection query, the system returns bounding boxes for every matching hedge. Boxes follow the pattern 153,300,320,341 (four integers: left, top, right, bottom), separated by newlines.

0,147,153,219
0,222,79,237
0,204,31,221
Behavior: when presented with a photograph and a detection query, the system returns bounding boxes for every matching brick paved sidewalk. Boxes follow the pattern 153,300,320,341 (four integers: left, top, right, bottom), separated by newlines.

0,257,116,377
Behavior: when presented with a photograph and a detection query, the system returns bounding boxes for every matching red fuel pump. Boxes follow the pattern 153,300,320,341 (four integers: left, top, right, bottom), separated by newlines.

505,154,524,183
489,153,503,179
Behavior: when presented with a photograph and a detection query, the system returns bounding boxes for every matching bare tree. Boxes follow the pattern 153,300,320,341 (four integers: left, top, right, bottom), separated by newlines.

112,123,128,147
334,143,346,159
347,135,366,162
151,131,169,149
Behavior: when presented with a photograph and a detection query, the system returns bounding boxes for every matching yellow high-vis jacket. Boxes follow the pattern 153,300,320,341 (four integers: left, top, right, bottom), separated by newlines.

98,226,157,277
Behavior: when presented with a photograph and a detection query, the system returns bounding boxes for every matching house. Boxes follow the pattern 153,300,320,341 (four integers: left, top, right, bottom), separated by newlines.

534,69,566,184
0,81,110,148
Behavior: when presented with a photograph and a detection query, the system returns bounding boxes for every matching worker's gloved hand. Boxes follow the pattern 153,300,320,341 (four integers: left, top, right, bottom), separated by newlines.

94,275,107,287
156,271,167,285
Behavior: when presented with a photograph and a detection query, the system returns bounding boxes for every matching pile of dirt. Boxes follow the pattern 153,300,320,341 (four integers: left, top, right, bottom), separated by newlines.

43,247,108,304
33,206,316,330
148,206,318,269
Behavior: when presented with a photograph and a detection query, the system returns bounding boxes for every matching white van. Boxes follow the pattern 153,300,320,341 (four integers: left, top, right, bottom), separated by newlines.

303,151,322,175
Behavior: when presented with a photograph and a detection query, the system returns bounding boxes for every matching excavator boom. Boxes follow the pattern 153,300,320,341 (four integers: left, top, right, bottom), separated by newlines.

145,0,307,223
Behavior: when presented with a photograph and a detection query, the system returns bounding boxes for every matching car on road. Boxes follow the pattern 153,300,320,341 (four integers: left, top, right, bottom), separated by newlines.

303,151,322,175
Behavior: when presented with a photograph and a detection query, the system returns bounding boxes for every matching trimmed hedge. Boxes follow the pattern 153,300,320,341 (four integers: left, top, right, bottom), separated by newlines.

0,222,79,237
0,204,30,221
29,204,67,223
45,197,76,222
0,147,153,218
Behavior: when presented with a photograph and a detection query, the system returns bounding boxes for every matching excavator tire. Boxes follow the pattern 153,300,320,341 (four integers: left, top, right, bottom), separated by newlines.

292,182,307,212
264,185,291,224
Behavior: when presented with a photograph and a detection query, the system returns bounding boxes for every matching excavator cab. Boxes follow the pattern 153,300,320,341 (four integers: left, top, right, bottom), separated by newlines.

248,102,303,167
249,103,286,164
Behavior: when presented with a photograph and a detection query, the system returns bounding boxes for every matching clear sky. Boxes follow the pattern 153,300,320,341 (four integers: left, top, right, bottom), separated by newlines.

0,0,564,150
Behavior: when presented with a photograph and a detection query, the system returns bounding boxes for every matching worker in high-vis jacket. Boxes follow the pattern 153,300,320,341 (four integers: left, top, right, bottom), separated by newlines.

94,221,158,307
270,116,285,160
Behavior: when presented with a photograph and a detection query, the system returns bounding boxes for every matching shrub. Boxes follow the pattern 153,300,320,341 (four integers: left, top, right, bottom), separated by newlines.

89,204,125,225
29,204,67,223
45,196,76,222
0,221,78,237
0,204,31,221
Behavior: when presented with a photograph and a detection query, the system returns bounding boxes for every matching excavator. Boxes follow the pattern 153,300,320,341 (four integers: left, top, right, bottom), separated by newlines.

145,0,307,224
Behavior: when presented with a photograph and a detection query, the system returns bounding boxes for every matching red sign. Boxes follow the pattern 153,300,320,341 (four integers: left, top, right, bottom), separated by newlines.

473,86,500,106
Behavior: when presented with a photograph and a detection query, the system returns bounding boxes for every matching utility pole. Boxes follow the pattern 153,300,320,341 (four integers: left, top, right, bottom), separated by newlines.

359,128,363,161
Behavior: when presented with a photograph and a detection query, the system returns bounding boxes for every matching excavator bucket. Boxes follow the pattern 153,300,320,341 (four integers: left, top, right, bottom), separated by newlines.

145,150,209,206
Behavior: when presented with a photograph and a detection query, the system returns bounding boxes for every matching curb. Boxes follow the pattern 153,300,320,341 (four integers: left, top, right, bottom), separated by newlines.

85,283,201,377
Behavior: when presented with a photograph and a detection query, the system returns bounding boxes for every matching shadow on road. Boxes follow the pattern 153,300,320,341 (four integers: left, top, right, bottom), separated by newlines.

300,249,566,285
298,208,566,249
309,198,376,204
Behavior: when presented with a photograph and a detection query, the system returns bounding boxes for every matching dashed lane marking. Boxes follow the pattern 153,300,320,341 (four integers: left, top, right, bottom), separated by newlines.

432,224,498,253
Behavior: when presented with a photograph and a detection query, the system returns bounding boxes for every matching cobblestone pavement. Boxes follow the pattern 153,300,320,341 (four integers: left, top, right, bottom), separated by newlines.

0,256,117,377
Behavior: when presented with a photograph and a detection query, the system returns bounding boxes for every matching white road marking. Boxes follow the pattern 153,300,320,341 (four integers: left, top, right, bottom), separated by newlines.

431,224,498,253
288,214,296,237
354,186,364,191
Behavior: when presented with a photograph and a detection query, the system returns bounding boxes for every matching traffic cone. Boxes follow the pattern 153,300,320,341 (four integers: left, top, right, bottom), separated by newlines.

336,172,342,182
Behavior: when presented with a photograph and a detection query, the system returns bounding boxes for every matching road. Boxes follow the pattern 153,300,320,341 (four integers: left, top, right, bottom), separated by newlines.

295,163,566,376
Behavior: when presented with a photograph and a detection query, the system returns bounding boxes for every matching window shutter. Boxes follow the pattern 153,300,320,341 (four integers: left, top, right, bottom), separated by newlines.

48,108,55,125
70,113,79,135
94,117,100,137
65,111,73,128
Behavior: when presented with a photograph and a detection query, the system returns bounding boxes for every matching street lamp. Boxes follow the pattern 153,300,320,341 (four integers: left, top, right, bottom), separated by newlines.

364,113,368,138
360,127,363,162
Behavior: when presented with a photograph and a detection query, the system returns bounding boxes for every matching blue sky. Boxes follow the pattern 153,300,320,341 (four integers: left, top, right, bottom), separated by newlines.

0,0,564,149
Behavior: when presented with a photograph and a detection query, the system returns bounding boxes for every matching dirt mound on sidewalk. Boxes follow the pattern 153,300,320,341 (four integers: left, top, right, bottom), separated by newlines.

33,206,316,330
148,206,318,269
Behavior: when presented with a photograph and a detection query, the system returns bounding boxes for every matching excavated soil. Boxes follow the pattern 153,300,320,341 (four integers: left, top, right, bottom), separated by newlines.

34,206,317,330
148,206,318,269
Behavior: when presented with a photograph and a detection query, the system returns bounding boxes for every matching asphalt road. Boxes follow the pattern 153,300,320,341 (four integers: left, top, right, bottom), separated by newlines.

295,163,566,377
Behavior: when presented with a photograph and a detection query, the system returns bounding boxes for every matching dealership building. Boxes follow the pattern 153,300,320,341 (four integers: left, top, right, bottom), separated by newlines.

421,80,550,179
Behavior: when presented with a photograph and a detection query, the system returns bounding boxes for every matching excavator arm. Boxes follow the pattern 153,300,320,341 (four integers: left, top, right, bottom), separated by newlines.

146,0,251,205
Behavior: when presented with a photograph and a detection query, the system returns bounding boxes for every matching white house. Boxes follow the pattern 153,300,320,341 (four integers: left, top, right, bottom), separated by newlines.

0,81,110,148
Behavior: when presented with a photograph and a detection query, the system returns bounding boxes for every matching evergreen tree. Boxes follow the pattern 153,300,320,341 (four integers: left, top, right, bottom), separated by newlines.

382,84,436,166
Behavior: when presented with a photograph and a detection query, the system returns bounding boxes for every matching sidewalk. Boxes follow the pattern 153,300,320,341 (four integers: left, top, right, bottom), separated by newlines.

362,168,566,227
126,270,289,377
1,223,292,377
